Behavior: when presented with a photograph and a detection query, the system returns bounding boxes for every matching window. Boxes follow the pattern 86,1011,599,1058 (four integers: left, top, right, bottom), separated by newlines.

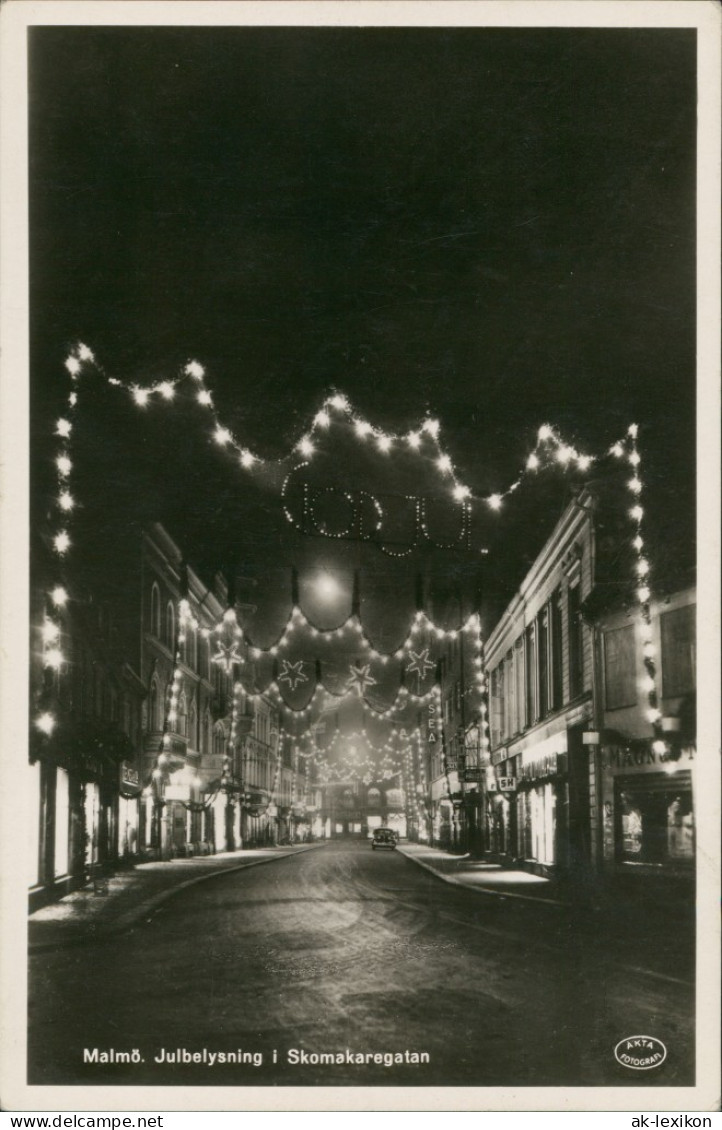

491,663,505,745
54,767,70,878
213,724,225,756
177,690,187,737
514,638,525,734
367,787,381,807
550,591,563,711
616,777,694,864
525,625,536,725
188,702,196,746
149,680,159,731
166,602,175,648
204,711,212,753
504,651,514,738
150,584,161,637
94,668,104,717
604,624,637,710
661,604,695,698
568,584,584,699
537,611,549,718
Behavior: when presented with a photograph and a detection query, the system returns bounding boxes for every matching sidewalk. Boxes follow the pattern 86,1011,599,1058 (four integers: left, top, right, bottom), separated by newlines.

28,844,324,952
396,842,567,906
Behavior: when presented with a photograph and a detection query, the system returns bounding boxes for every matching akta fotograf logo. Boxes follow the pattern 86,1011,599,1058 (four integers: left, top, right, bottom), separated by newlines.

614,1035,667,1070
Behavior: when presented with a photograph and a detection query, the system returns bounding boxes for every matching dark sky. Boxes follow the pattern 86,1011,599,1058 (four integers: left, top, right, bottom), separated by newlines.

29,25,697,625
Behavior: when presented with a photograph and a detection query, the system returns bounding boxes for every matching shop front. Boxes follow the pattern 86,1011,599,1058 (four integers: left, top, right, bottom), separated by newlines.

601,740,695,878
118,761,140,861
490,736,569,877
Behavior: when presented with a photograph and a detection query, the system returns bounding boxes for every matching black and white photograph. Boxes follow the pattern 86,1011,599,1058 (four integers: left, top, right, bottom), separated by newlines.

0,0,719,1114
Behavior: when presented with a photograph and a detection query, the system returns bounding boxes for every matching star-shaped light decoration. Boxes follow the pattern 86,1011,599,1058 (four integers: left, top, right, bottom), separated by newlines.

278,659,308,692
212,640,244,674
406,648,435,680
347,663,377,696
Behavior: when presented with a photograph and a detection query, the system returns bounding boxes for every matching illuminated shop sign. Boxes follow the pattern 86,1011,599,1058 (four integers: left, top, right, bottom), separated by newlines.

606,744,695,770
496,776,517,792
518,752,566,781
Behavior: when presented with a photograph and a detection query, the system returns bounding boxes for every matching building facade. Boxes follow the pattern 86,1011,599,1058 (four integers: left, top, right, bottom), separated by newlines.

595,585,696,881
29,540,145,910
484,491,597,877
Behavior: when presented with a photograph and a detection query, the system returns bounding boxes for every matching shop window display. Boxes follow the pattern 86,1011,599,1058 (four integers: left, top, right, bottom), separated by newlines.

616,778,694,865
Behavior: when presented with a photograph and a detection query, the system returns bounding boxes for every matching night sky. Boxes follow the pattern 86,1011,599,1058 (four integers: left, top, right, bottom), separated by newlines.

29,25,697,629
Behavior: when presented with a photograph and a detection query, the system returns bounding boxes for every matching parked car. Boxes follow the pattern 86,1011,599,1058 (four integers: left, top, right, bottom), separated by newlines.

371,828,396,850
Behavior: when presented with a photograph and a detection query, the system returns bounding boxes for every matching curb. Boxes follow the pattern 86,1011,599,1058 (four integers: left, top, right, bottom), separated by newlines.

396,847,568,908
28,843,326,953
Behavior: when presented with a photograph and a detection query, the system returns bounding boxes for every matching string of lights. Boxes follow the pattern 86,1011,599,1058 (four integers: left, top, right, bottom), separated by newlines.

33,343,654,749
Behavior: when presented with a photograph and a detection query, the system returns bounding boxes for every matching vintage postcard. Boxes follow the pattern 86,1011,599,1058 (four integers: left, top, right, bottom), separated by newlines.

1,0,720,1115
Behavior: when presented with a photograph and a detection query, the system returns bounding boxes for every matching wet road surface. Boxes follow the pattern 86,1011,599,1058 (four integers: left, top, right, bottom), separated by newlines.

28,840,694,1088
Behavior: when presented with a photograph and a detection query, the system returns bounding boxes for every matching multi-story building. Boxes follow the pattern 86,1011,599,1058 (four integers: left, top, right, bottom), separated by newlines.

595,584,696,881
484,490,597,877
139,524,227,857
29,537,145,910
29,520,295,908
321,777,406,839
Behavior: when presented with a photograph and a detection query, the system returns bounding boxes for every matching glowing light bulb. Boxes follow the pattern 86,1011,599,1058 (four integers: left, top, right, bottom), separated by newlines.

436,454,452,474
54,532,70,555
629,505,644,521
637,586,650,603
58,491,75,512
643,642,656,659
422,418,440,438
51,586,68,607
628,423,639,438
36,712,56,735
329,394,350,411
556,445,574,464
640,675,656,693
611,443,624,458
214,426,232,446
633,535,644,551
526,453,539,470
197,389,213,406
55,418,72,438
42,619,60,643
298,436,315,457
629,451,641,466
45,647,64,670
314,410,330,428
538,424,553,442
185,360,205,379
636,559,650,576
223,608,237,622
577,455,592,471
646,707,662,724
628,477,642,494
132,386,150,407
377,435,392,453
158,381,175,400
355,419,372,438
488,494,503,511
453,484,470,501
56,455,72,477
65,356,81,377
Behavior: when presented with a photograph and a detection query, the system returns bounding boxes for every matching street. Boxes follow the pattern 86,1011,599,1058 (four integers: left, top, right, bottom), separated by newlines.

28,841,694,1089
